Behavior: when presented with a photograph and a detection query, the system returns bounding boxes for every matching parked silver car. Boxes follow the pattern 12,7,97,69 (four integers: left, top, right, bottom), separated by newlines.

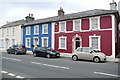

72,47,106,63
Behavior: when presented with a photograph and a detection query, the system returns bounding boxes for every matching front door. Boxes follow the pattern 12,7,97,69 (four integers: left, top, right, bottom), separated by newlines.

75,37,80,50
34,38,39,48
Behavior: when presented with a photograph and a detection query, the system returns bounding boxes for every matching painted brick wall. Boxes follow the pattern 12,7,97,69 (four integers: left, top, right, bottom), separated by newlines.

100,16,112,29
66,21,73,31
81,19,89,30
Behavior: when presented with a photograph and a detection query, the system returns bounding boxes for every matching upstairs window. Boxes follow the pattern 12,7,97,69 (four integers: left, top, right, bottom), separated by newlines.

12,27,15,35
90,18,99,30
2,29,4,37
26,26,30,35
42,24,48,34
60,22,66,32
6,28,9,36
34,25,39,35
74,20,80,31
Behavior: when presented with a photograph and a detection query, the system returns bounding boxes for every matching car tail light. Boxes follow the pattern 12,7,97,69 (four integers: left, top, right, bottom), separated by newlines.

17,48,22,50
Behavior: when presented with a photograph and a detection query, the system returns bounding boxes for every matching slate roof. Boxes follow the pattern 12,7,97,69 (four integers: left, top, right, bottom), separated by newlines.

1,19,26,28
24,9,119,26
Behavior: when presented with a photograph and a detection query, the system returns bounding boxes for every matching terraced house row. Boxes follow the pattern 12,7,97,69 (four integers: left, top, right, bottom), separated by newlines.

0,2,120,58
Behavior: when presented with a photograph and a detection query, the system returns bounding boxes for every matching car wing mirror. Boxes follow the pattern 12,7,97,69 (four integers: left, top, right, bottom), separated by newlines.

89,50,92,54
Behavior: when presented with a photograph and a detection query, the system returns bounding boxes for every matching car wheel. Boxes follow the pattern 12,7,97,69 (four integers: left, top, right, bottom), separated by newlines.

7,51,10,54
33,53,37,57
72,55,78,61
15,51,18,55
93,57,100,63
46,54,51,58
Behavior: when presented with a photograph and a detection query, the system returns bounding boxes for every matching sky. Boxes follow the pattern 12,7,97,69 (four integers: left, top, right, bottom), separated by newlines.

0,0,120,26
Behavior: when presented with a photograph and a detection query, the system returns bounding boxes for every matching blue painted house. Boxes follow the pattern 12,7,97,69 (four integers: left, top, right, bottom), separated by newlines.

23,14,57,51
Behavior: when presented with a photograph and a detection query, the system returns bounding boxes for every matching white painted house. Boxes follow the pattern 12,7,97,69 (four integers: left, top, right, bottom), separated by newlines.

0,20,25,50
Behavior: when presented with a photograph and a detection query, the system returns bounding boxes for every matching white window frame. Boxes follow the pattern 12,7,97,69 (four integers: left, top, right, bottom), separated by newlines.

42,37,48,47
26,38,31,48
59,36,67,50
0,29,1,37
6,28,9,36
12,27,15,36
42,24,48,34
90,17,100,30
26,26,31,35
73,19,81,32
34,25,39,35
89,35,101,50
59,21,66,33
2,29,4,37
12,39,15,45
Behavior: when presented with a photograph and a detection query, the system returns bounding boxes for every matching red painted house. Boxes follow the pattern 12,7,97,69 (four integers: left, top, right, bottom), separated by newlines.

54,9,120,58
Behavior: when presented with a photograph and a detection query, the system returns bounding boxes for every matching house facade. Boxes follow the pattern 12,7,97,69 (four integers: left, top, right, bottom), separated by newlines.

54,9,120,58
0,20,25,50
23,17,56,51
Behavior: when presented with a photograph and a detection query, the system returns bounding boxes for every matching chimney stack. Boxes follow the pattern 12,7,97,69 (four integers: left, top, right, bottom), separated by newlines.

110,0,117,10
58,7,65,16
25,13,35,23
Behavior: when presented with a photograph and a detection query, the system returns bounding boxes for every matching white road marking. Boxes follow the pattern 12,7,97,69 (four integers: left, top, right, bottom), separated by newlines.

2,57,9,59
31,61,70,70
8,73,16,76
9,58,21,61
2,70,25,79
2,57,21,61
16,76,24,79
94,72,120,77
1,71,8,74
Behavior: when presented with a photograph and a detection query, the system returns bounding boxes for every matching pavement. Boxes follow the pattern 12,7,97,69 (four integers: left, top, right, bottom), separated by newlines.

26,51,120,63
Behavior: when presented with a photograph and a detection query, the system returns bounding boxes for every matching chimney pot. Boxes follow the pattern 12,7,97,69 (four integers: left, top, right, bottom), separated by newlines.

110,2,117,10
58,7,65,16
31,14,33,17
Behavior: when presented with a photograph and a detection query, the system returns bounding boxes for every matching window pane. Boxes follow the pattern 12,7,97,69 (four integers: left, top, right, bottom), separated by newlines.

75,20,80,31
42,24,48,34
44,39,47,47
60,22,65,32
91,37,98,49
91,18,98,30
60,38,65,48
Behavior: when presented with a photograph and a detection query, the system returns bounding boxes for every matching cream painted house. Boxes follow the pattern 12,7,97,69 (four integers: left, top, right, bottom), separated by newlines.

0,20,25,50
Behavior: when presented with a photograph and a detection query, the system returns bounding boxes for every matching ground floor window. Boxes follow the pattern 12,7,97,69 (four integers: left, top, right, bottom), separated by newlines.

42,37,48,47
0,39,4,47
89,36,100,50
26,38,30,48
59,36,67,49
12,39,15,45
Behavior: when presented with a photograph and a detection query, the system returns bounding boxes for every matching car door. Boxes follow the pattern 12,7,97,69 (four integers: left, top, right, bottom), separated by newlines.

9,45,15,53
39,48,46,57
81,52,93,60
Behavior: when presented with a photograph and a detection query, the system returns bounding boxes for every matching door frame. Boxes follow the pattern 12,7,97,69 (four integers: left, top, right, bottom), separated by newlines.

72,34,82,52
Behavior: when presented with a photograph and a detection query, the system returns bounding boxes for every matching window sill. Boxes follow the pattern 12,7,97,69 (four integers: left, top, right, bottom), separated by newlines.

42,33,48,34
58,48,67,50
26,34,31,35
33,33,39,35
